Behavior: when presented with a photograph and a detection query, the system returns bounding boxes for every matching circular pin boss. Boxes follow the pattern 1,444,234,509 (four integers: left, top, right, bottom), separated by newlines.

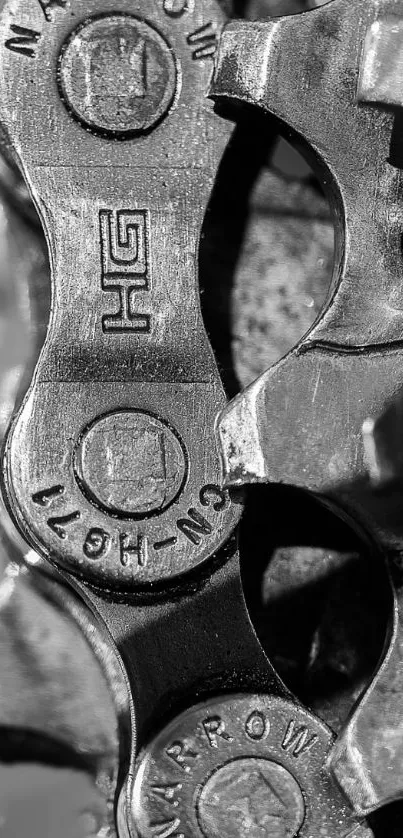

58,13,178,138
130,694,366,837
74,410,187,519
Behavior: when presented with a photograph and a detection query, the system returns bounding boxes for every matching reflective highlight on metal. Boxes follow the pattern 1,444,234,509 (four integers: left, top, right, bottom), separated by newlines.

357,18,403,109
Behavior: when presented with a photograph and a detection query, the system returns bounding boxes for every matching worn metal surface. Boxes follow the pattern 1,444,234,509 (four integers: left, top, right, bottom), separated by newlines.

0,0,392,835
212,0,403,819
0,0,241,591
131,694,367,838
0,159,376,834
58,14,179,138
214,0,403,485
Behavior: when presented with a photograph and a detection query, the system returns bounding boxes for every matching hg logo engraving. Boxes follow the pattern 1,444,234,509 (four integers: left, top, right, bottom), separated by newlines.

99,208,151,334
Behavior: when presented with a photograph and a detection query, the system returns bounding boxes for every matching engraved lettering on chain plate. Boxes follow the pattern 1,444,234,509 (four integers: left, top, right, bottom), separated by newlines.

130,695,364,837
99,209,151,334
0,0,241,591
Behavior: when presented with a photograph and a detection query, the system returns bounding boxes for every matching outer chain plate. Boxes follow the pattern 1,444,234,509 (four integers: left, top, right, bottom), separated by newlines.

0,0,241,592
130,694,371,838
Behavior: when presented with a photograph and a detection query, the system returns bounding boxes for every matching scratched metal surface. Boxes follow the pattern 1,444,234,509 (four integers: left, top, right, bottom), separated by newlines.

0,141,394,834
0,0,398,835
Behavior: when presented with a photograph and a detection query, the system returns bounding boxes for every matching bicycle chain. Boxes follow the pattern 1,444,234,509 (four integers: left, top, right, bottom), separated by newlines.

213,0,403,819
0,0,240,593
0,0,388,835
